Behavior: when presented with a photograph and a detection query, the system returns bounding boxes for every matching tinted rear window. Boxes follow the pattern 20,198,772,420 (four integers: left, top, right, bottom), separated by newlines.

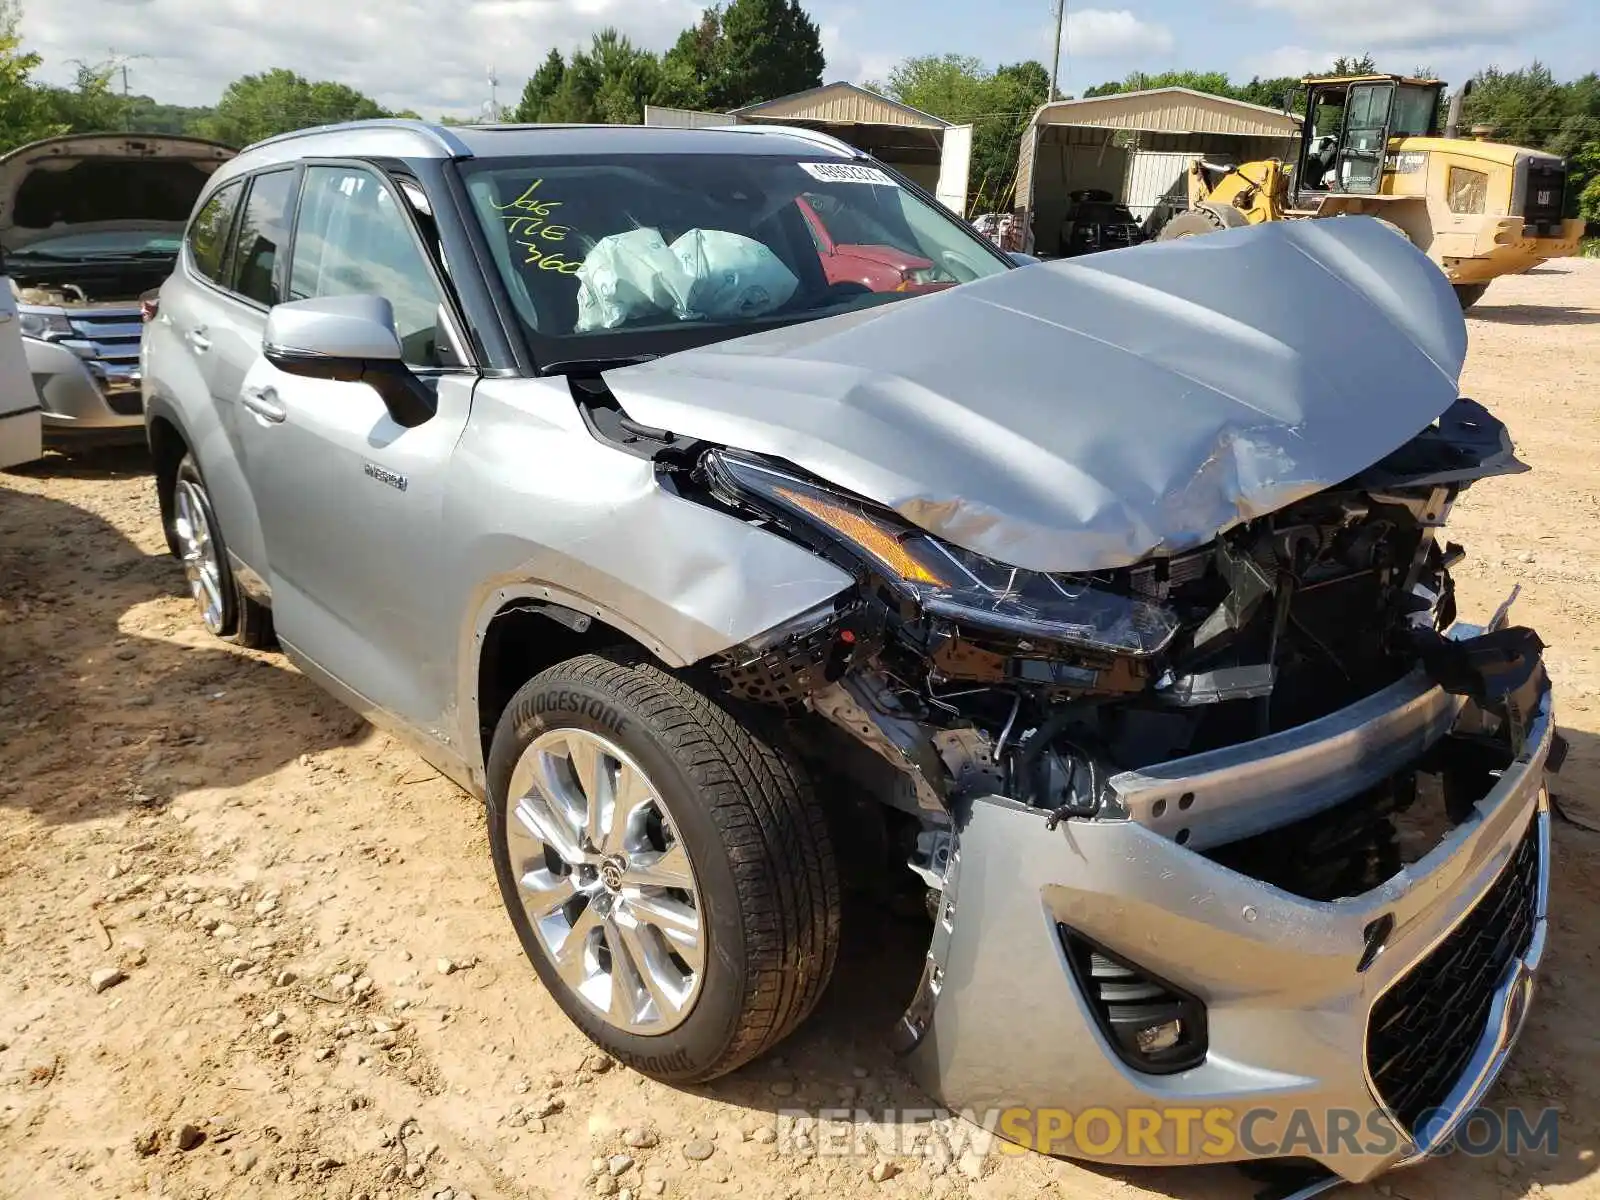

187,182,243,283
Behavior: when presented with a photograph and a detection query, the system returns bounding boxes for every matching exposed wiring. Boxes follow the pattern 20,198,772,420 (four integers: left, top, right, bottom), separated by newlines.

993,692,1022,760
1045,740,1101,830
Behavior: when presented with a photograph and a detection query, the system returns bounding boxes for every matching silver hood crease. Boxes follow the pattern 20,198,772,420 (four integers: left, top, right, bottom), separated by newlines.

603,218,1469,573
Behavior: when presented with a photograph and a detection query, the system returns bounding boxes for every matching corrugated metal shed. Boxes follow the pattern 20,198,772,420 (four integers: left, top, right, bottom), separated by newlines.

1031,88,1300,137
641,105,728,129
1015,88,1301,237
730,83,949,129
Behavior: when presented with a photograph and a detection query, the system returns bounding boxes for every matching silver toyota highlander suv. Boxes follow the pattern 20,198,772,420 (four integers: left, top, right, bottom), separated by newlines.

142,119,1557,1195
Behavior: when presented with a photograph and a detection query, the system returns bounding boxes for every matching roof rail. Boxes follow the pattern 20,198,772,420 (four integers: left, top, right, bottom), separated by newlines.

241,118,474,158
704,123,863,158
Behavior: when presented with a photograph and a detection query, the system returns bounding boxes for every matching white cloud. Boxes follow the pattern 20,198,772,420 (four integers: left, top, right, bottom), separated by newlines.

1249,0,1547,50
1245,44,1327,79
815,13,899,89
1062,9,1175,58
21,0,703,116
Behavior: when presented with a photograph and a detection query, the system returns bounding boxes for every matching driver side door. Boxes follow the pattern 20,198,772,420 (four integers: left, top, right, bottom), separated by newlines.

1334,82,1395,195
235,163,475,734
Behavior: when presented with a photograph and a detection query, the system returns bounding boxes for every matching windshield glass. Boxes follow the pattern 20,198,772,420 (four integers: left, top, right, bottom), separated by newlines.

12,229,182,259
459,153,1010,367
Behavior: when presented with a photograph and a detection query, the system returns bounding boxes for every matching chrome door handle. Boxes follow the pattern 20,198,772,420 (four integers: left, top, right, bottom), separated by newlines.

186,326,211,353
241,386,286,423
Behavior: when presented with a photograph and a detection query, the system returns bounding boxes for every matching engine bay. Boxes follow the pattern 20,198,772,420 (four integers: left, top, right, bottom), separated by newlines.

688,395,1551,903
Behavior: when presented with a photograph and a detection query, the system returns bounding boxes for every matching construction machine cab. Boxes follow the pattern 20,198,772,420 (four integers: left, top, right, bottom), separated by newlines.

1293,75,1445,201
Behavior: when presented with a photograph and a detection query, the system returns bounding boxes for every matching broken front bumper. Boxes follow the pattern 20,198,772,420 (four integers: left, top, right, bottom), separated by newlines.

24,329,147,445
897,631,1553,1185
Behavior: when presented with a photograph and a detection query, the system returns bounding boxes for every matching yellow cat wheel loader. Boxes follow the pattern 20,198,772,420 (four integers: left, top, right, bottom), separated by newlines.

1158,74,1586,309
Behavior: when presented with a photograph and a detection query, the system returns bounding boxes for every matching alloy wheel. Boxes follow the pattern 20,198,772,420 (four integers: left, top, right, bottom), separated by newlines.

173,478,226,635
505,728,705,1034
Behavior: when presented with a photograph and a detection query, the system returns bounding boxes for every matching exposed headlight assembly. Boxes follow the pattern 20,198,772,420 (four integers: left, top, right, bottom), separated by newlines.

703,450,1179,658
17,311,74,340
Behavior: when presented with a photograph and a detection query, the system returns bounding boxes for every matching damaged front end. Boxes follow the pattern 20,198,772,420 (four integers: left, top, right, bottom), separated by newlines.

689,395,1557,1184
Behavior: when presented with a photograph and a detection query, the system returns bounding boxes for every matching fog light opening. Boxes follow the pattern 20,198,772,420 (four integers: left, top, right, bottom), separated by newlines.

1059,926,1209,1074
1134,1018,1185,1055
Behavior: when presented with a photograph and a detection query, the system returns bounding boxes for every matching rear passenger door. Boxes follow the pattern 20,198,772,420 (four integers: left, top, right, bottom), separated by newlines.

235,162,475,732
159,169,296,582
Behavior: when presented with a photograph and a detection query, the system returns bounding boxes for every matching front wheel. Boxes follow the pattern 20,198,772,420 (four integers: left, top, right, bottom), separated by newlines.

1157,204,1250,241
487,653,840,1082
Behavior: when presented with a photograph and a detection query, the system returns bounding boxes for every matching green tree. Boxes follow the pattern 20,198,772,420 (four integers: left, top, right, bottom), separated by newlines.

119,97,216,135
37,60,124,132
1236,75,1305,112
872,54,1050,213
582,28,662,125
195,68,391,146
715,0,824,108
0,0,65,152
1464,64,1600,219
1084,69,1237,99
514,48,566,122
658,8,722,110
1325,54,1379,77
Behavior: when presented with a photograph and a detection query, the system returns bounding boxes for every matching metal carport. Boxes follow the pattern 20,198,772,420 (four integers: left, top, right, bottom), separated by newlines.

1014,87,1301,256
644,82,973,214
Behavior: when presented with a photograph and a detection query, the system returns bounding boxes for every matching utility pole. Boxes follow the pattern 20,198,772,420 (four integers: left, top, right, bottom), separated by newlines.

486,65,500,123
1050,0,1066,101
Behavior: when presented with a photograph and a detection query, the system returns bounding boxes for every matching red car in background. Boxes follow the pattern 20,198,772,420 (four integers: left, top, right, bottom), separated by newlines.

797,193,957,295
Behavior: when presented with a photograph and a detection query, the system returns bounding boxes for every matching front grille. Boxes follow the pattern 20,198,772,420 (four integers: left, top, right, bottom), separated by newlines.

1365,819,1540,1133
65,308,142,377
1521,161,1566,233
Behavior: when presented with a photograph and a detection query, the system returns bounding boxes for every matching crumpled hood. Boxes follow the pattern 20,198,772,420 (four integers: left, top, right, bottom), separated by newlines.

603,217,1468,573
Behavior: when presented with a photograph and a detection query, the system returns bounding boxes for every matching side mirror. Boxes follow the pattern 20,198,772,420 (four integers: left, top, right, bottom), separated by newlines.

262,295,435,428
1008,251,1041,267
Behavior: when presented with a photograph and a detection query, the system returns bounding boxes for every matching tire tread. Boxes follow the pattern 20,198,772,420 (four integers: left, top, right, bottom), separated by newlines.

499,651,840,1081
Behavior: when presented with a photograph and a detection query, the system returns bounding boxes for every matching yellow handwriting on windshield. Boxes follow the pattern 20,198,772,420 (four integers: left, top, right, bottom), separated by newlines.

495,179,581,271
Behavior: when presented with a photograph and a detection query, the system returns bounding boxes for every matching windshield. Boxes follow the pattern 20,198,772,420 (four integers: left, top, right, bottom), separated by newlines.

459,153,1011,367
11,229,182,260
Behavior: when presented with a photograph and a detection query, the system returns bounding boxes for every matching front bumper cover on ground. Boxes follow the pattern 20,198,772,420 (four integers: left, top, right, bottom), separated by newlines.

896,623,1553,1187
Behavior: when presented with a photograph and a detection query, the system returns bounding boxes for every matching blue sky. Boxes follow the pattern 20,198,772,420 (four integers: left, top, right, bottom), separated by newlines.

23,0,1598,118
811,0,1599,97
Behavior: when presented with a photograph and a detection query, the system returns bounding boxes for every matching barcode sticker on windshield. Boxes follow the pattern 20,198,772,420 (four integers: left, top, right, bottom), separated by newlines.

798,162,896,186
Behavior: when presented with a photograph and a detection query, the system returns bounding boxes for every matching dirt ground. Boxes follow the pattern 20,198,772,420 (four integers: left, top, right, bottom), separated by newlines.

2,262,1598,1200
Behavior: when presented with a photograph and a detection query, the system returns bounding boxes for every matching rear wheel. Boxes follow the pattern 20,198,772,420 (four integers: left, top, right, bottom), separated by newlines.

1454,282,1490,310
169,455,274,648
487,653,840,1082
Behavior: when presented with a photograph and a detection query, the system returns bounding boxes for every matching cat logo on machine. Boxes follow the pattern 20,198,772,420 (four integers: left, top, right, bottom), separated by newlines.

1384,151,1427,174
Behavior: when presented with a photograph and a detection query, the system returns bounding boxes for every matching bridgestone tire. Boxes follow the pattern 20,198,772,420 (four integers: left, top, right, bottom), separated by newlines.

486,652,841,1082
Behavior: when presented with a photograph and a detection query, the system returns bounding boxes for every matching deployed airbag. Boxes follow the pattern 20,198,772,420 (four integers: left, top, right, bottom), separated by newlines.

575,228,797,331
601,217,1471,573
